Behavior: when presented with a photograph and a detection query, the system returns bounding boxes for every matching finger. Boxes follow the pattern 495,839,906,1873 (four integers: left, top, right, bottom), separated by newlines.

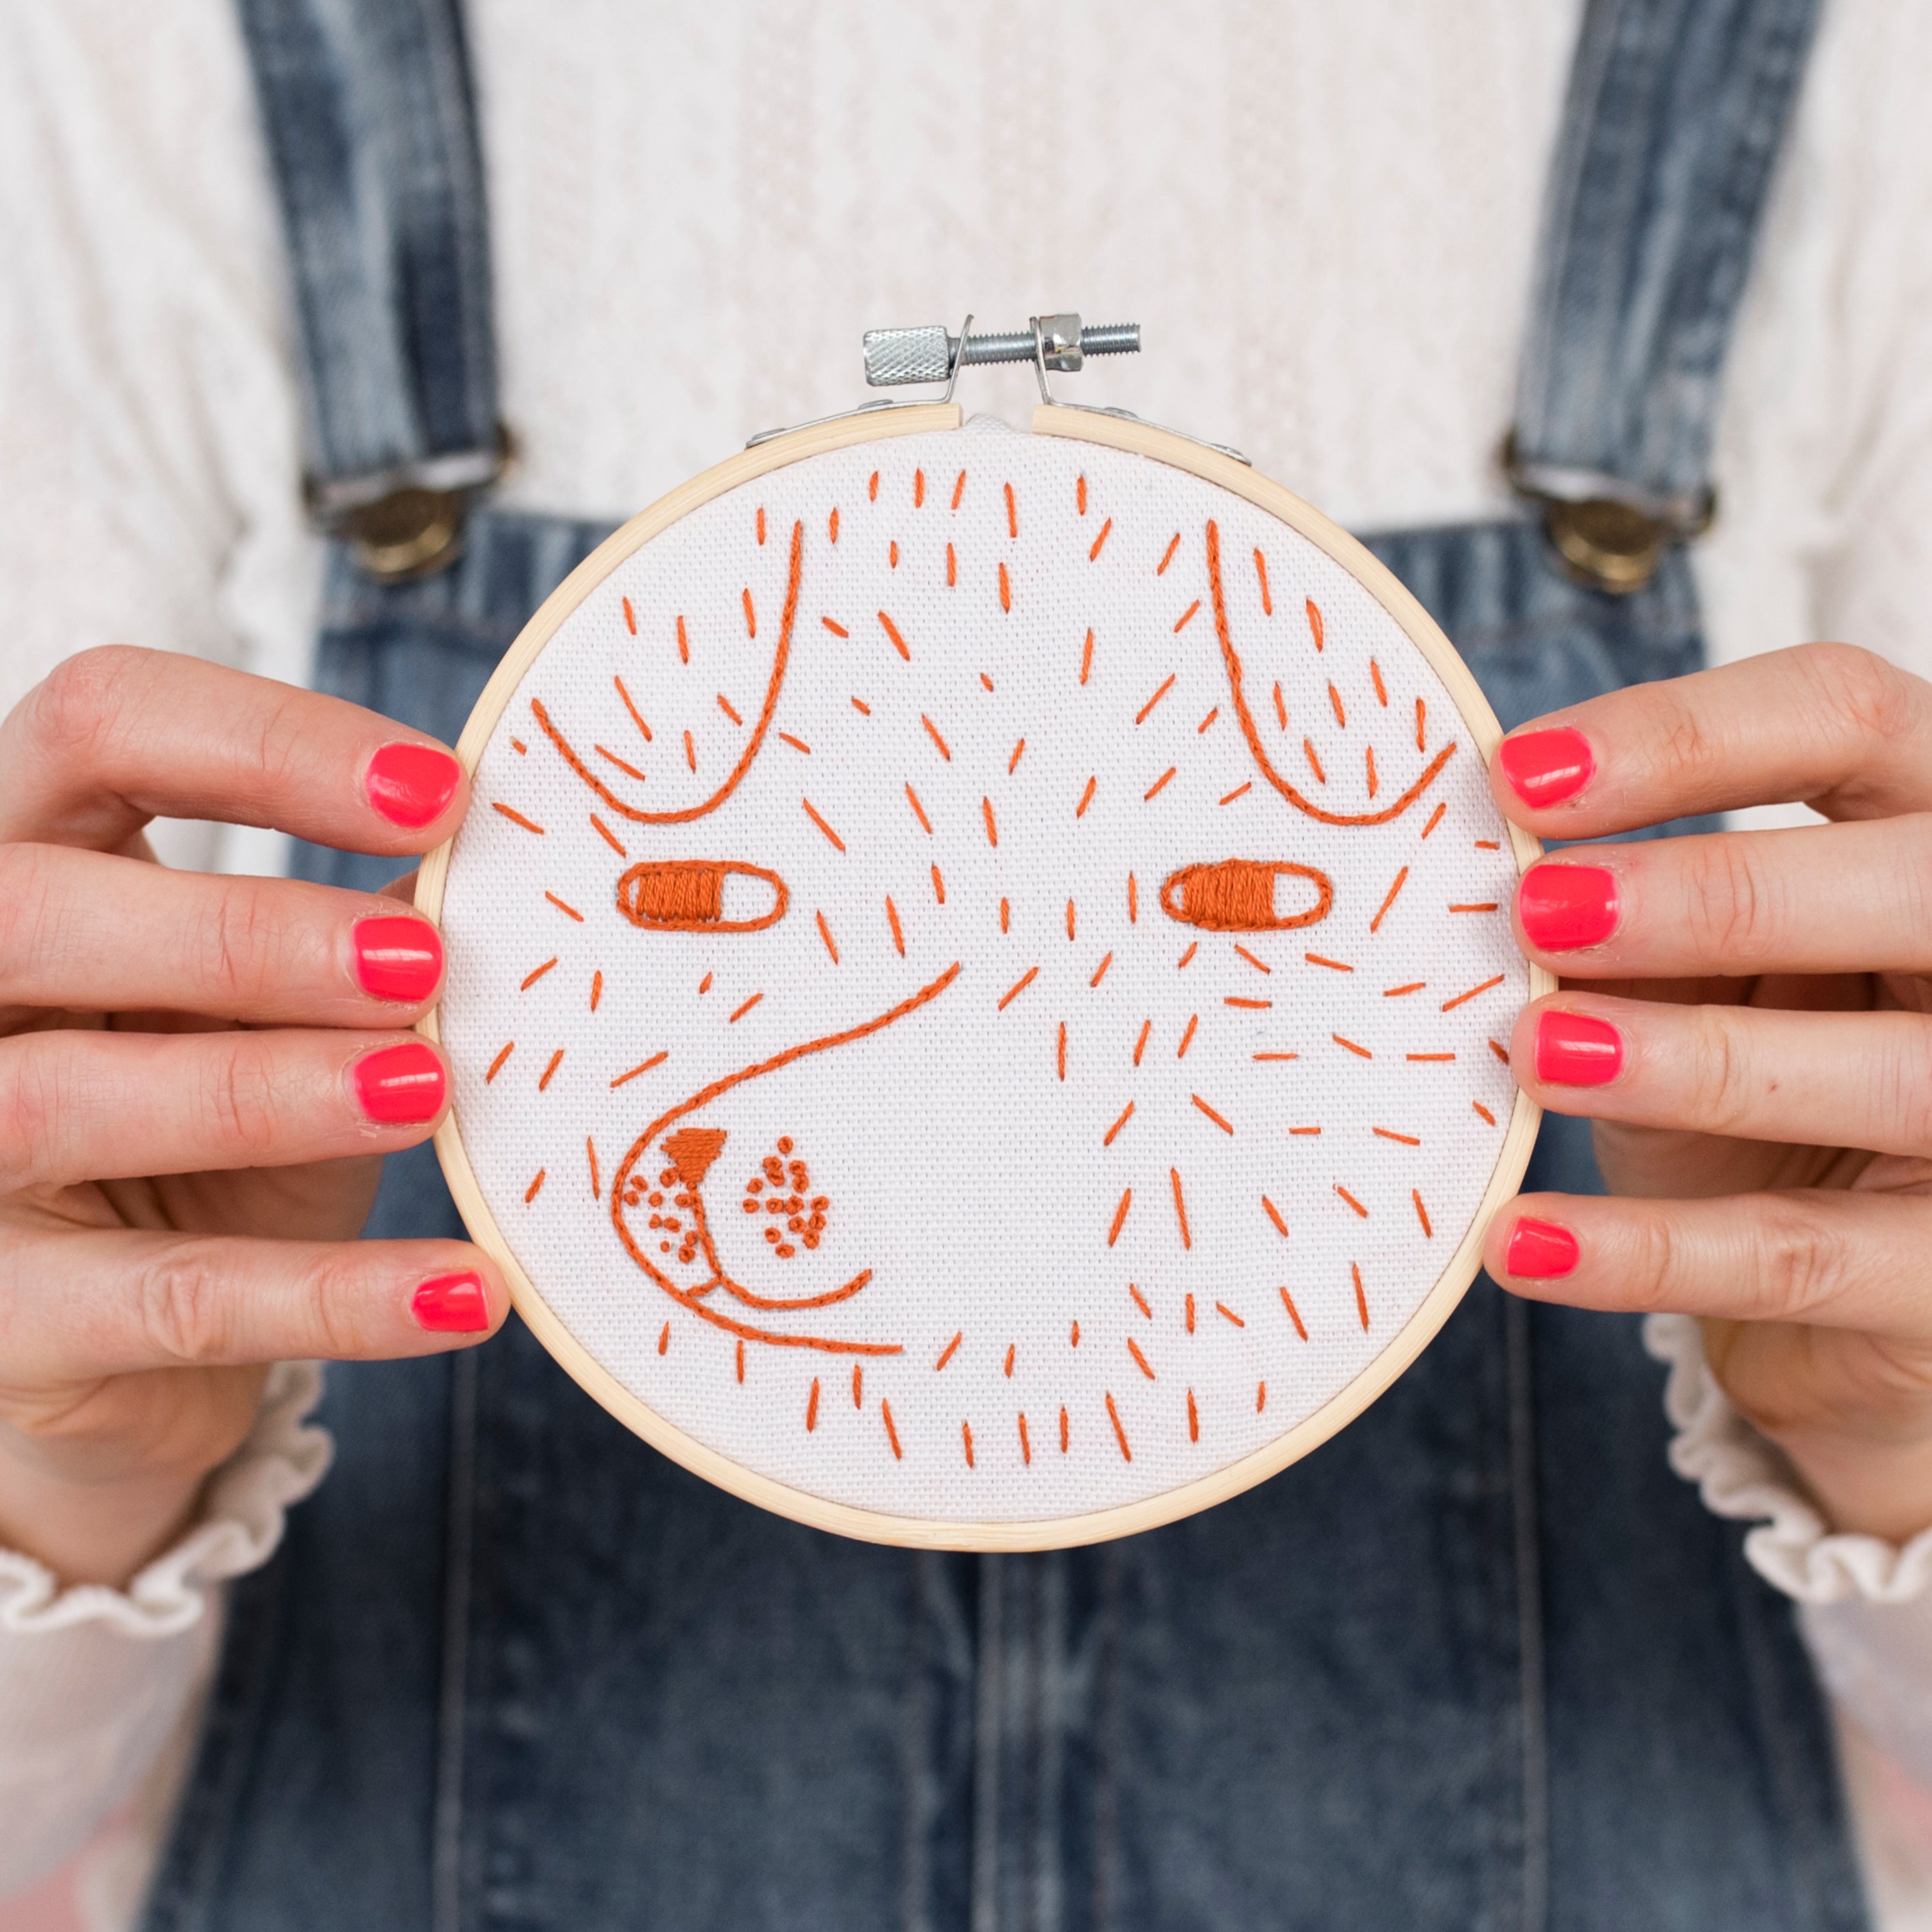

0,646,467,854
1510,816,1932,979
1487,642,1932,836
1485,1187,1931,1337
1508,992,1932,1159
0,1029,451,1189
1,1229,506,1381
0,844,444,1023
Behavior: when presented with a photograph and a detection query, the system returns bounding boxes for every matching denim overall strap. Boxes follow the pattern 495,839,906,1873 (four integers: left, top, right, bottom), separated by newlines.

233,0,499,508
1513,0,1822,508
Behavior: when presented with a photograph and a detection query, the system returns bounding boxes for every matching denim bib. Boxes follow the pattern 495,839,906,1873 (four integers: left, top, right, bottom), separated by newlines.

143,4,1864,1927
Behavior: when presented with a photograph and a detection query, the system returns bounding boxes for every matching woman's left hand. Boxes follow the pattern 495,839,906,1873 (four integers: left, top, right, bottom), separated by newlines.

1485,641,1932,1542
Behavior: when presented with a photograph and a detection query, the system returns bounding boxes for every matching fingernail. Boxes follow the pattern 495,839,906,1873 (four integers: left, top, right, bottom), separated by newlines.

1507,1217,1580,1278
1534,1010,1623,1086
412,1271,490,1333
352,917,443,1002
1499,726,1595,808
365,743,461,829
1518,864,1619,952
352,1041,446,1122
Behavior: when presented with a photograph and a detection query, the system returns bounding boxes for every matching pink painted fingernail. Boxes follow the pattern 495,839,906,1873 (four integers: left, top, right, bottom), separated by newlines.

1507,1217,1580,1278
352,1041,446,1122
1534,1010,1623,1086
365,743,461,829
1517,864,1619,952
412,1271,490,1333
1499,727,1595,808
352,917,443,1002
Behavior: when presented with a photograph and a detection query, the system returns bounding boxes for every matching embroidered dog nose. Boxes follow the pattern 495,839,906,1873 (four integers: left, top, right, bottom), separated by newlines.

617,859,789,932
1159,860,1334,932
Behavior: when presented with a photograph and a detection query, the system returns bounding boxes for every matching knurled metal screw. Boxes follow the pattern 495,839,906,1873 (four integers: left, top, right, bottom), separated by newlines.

862,314,1140,387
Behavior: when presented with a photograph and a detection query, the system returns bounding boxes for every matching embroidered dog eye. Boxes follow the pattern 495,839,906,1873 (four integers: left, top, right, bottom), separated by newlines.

424,414,1546,1547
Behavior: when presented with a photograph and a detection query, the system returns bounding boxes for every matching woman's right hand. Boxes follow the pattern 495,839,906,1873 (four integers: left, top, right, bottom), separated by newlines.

0,647,507,1589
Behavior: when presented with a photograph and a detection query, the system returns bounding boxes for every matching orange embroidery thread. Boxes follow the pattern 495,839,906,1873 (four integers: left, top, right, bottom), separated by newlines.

1442,973,1506,1012
1177,1015,1198,1057
1215,1301,1245,1328
1336,1185,1368,1218
921,714,952,760
1019,1413,1032,1464
952,469,966,510
622,596,637,635
1174,600,1201,633
525,1168,546,1203
1144,767,1176,801
1254,547,1272,614
982,796,998,846
1159,861,1332,933
676,615,690,663
937,1331,963,1370
1262,1195,1289,1237
521,958,559,991
853,1362,863,1407
591,814,629,857
1004,480,1017,538
963,1420,978,1467
1352,1262,1369,1330
727,991,763,1023
1280,1286,1308,1341
1473,1101,1498,1125
1080,628,1095,682
815,910,839,963
882,1400,902,1459
1306,597,1325,651
742,588,756,638
1157,532,1181,575
885,895,905,956
1076,775,1097,818
1107,1188,1131,1247
1103,1100,1135,1147
609,1051,667,1088
905,782,933,833
1133,1019,1150,1065
1370,866,1410,933
806,1378,820,1431
1089,951,1114,988
1232,943,1271,974
545,891,584,922
1089,518,1112,561
493,802,545,835
1333,1033,1371,1059
1105,1392,1132,1461
821,616,848,637
1170,1168,1192,1249
1413,1189,1433,1237
878,611,911,661
487,1041,514,1082
590,971,603,1011
1060,1406,1070,1452
933,864,946,905
616,859,788,935
538,1047,564,1091
998,965,1040,1011
1372,1127,1420,1146
998,562,1012,612
1219,782,1252,805
1127,1337,1156,1381
801,798,846,851
1129,1282,1152,1318
1191,1094,1234,1135
1010,737,1026,774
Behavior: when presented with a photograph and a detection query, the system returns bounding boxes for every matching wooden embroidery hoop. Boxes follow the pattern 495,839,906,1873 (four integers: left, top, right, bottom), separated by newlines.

415,401,1554,1551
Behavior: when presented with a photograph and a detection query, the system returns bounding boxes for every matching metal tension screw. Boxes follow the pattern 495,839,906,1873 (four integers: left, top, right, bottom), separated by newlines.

862,313,1141,389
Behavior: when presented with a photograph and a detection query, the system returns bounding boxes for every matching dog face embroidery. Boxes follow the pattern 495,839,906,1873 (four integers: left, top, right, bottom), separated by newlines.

436,425,1530,1528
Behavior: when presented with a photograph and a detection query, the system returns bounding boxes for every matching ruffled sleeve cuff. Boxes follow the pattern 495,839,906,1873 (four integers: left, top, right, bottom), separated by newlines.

1646,1312,1932,1604
0,1361,333,1640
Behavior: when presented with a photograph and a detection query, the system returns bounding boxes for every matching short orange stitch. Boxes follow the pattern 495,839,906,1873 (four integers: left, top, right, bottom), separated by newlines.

853,1363,863,1407
1176,1015,1199,1056
952,469,966,510
546,891,585,922
1060,1405,1070,1451
1215,1301,1245,1328
597,743,649,783
1290,1125,1321,1135
829,508,840,544
869,471,879,501
699,974,712,993
622,596,637,635
1232,943,1271,974
511,738,527,754
1010,737,1026,774
1473,1100,1498,1124
1413,1189,1433,1237
676,615,690,663
1224,995,1271,1010
1441,973,1506,1012
728,991,763,1023
539,1047,564,1091
1303,739,1325,784
1129,1282,1151,1318
743,588,756,638
757,506,767,544
683,730,696,773
591,814,629,857
946,542,956,586
1089,950,1114,988
886,895,905,956
1107,1188,1131,1247
1128,872,1137,922
1329,682,1347,728
521,957,559,991
1071,1321,1080,1348
1421,802,1446,839
1058,1020,1066,1081
1280,1285,1308,1340
962,1423,976,1468
1170,1168,1192,1249
1219,781,1252,805
1385,982,1426,997
1366,746,1379,797
1373,1127,1420,1146
882,1399,902,1459
822,616,849,637
1066,900,1076,941
487,1041,514,1082
1489,1038,1510,1063
609,1051,667,1088
1106,1392,1132,1461
921,714,952,760
850,695,870,715
914,469,925,508
815,910,839,964
1177,941,1198,968
777,732,811,755
905,782,932,833
1175,600,1202,633
716,693,743,726
1144,767,1176,801
999,965,1040,1010
1077,474,1088,514
1103,1099,1135,1147
1081,628,1095,682
493,801,545,835
1370,866,1410,933
1255,547,1273,614
936,1331,962,1371
1198,706,1219,734
1004,1342,1015,1377
658,1321,669,1355
801,797,846,851
738,1340,746,1383
1353,1262,1368,1330
1333,1033,1371,1059
1262,1194,1289,1237
878,611,911,661
999,562,1011,612
933,864,946,905
1133,1019,1150,1065
1186,1293,1196,1333
1306,597,1325,652
525,1168,546,1204
806,1378,820,1431
1450,902,1500,913
590,971,603,1012
1089,518,1112,561
1004,481,1017,539
1416,697,1426,751
1475,838,1501,850
1407,1052,1455,1062
1191,1094,1234,1135
608,674,652,747
1306,954,1353,972
1128,1337,1156,1381
1336,1185,1368,1219
982,796,998,846
1019,1413,1032,1463
1000,898,1010,933
1252,1052,1299,1061
1157,532,1181,575
1077,775,1097,817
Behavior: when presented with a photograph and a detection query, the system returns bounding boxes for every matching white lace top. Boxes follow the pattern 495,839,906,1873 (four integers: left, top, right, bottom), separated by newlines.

3,1,1931,1923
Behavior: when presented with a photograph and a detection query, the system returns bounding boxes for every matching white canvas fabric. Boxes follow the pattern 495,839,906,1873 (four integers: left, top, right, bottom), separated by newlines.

437,417,1530,1524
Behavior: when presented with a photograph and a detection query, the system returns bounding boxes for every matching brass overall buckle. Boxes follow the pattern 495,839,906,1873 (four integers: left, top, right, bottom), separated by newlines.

305,428,513,582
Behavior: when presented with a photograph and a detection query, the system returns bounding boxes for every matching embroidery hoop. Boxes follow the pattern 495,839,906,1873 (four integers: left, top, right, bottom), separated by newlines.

415,399,1554,1550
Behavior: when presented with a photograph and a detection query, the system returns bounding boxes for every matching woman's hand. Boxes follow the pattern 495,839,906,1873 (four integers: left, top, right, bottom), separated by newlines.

1485,642,1932,1542
0,647,507,1588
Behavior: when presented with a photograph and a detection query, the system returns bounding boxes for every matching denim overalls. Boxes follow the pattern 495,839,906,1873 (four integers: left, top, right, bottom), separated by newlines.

143,3,1864,1927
